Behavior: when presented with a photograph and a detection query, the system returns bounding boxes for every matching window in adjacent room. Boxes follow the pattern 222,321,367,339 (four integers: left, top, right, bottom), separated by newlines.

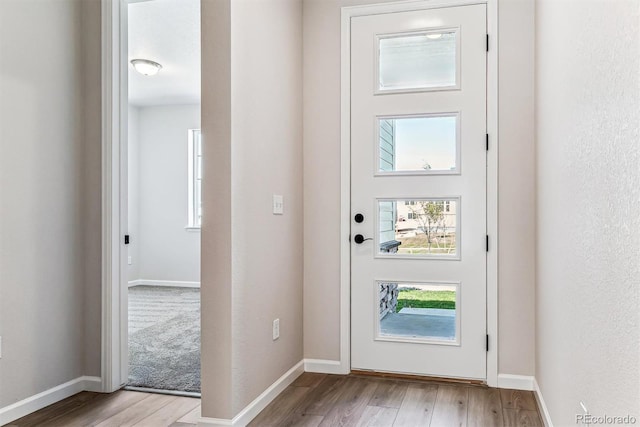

187,129,202,229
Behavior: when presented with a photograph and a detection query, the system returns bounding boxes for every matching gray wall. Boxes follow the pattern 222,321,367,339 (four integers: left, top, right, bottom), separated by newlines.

81,0,103,379
0,0,102,406
302,0,537,377
496,0,536,377
535,0,640,424
128,104,201,283
201,0,303,419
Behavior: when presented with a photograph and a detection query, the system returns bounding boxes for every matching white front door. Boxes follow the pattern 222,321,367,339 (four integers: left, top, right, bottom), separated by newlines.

350,4,487,380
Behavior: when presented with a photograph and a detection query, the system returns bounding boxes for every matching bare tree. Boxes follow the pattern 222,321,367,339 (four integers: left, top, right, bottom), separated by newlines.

407,201,445,251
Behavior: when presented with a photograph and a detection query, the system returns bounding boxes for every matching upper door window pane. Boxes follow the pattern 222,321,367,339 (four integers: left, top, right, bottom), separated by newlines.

378,30,458,93
378,114,458,174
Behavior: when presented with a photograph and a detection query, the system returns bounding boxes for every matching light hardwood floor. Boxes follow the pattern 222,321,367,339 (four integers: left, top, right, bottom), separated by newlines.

5,373,543,426
5,391,200,427
249,374,543,427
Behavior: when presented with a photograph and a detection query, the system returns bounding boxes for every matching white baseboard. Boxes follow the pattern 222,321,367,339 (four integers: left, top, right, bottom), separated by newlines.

128,279,200,288
198,360,304,427
533,378,553,427
0,376,102,426
303,358,347,375
497,373,535,391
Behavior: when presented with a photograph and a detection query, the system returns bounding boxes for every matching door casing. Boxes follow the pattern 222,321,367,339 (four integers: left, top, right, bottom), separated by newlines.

101,0,130,393
340,0,499,386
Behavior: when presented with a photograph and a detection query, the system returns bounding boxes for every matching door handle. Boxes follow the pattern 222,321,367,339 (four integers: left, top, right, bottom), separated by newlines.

353,234,373,244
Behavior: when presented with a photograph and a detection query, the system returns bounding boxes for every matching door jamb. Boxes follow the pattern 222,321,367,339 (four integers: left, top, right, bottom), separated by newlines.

340,0,499,386
101,0,129,393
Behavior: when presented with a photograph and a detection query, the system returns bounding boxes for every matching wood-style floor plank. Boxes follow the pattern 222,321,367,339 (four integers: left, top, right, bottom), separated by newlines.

429,385,469,427
467,387,503,427
8,392,106,427
47,391,151,427
502,409,543,427
500,389,538,411
390,383,438,427
367,380,407,409
318,377,378,426
295,375,348,416
291,373,327,389
174,405,201,424
131,396,200,427
279,412,325,427
356,406,398,426
248,386,311,426
93,392,175,427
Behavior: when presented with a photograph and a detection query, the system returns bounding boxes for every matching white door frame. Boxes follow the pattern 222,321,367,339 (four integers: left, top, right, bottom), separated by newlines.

101,0,129,393
340,0,499,386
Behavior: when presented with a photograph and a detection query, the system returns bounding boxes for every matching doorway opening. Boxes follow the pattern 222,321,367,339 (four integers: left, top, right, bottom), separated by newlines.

125,0,201,396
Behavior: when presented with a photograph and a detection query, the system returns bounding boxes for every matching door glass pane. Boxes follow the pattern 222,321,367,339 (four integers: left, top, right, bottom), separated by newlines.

378,115,457,173
378,282,458,342
378,199,458,257
378,30,457,92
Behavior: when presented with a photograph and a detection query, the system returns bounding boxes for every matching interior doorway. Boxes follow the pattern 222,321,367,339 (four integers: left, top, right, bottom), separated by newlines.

125,0,202,396
348,4,489,380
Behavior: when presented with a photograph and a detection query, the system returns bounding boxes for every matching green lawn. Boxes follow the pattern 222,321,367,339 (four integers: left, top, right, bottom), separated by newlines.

397,234,456,254
396,289,456,312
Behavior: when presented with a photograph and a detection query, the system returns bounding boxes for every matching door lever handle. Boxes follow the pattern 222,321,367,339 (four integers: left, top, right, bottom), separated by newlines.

353,234,372,244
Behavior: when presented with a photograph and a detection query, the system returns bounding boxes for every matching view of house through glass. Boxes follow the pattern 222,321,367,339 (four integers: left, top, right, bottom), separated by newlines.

378,199,458,257
378,282,457,342
378,115,458,173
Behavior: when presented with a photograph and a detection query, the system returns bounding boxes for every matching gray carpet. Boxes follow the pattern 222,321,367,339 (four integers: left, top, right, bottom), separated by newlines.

128,285,201,393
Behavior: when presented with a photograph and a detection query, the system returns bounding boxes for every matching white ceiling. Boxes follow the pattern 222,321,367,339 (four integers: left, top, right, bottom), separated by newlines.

128,0,200,107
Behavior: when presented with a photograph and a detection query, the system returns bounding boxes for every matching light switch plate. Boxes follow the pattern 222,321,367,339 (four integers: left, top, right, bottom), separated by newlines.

273,195,284,215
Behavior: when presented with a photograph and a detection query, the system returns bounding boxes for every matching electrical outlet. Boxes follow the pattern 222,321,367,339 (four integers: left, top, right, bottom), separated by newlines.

128,256,132,265
272,319,280,340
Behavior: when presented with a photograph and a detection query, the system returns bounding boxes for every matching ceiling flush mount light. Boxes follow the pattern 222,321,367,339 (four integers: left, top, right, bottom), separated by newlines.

426,33,443,40
131,59,162,76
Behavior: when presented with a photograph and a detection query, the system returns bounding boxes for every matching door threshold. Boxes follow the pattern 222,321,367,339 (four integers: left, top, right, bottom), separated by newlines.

123,385,201,398
350,369,487,387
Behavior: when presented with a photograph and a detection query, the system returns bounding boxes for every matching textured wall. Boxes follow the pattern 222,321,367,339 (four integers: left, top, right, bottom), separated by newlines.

535,0,640,424
200,0,304,419
0,0,92,406
497,0,536,376
200,0,233,418
302,0,537,376
80,0,103,378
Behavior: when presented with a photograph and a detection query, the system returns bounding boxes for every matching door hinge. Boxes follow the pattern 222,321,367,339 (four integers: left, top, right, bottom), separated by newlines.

124,235,130,245
486,334,489,351
486,134,489,151
486,235,489,252
486,34,489,52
